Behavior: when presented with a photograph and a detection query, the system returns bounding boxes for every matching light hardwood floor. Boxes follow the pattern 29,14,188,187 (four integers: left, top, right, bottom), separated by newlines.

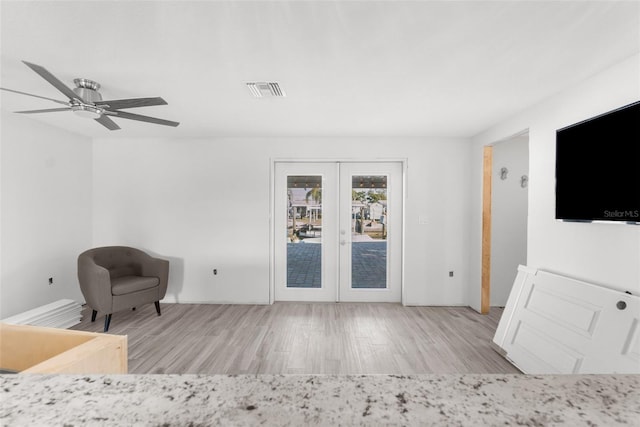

72,303,520,375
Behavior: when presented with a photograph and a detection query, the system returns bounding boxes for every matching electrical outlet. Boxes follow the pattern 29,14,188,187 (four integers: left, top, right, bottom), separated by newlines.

449,271,454,277
48,277,53,285
213,269,218,275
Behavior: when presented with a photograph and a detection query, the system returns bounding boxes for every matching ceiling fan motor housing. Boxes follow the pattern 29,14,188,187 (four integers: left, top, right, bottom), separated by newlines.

72,78,104,118
73,78,102,103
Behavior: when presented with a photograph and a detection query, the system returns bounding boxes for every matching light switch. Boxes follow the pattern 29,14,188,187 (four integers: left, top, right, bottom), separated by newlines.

419,215,428,225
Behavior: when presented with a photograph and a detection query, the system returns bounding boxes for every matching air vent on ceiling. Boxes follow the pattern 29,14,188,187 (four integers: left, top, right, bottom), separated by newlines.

246,82,285,98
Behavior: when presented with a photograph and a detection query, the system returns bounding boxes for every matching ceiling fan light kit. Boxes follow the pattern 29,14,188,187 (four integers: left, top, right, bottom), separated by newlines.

71,103,104,119
0,61,180,130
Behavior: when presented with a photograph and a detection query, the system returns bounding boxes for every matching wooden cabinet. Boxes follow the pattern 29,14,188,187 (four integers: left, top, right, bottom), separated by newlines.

0,323,127,374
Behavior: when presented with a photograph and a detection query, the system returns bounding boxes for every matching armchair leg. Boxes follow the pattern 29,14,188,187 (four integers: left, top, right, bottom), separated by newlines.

104,314,112,332
155,301,161,316
91,310,97,322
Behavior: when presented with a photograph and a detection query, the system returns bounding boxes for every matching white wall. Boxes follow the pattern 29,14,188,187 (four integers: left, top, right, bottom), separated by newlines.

490,135,528,306
0,112,92,318
468,54,640,312
92,137,471,306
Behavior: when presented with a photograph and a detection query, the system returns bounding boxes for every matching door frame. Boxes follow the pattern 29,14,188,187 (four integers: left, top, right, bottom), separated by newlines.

269,158,407,305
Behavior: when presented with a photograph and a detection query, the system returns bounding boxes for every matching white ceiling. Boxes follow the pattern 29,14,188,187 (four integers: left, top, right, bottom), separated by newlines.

1,1,638,139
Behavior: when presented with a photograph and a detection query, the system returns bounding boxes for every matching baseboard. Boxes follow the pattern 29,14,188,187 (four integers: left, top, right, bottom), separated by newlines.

160,298,271,305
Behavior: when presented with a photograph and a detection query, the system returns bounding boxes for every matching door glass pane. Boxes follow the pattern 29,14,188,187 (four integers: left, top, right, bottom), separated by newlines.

351,175,387,288
287,176,322,288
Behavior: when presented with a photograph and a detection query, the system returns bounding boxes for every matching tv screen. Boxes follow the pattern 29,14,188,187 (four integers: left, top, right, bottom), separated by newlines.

555,101,640,223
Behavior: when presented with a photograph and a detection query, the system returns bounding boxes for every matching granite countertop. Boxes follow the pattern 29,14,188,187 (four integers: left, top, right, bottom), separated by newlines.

1,374,638,426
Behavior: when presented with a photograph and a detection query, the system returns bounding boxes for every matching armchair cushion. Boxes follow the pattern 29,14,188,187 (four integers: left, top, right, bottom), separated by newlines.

111,276,160,296
109,264,141,279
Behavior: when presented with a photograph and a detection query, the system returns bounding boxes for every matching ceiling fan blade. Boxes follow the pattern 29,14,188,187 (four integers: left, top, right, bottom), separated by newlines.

22,61,84,102
1,87,70,106
15,107,72,114
95,97,168,110
107,110,180,127
95,115,121,131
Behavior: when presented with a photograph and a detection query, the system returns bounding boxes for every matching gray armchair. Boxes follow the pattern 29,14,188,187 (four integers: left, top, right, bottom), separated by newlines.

78,246,169,332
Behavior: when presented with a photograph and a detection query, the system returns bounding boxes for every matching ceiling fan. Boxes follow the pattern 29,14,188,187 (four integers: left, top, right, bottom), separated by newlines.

0,61,179,130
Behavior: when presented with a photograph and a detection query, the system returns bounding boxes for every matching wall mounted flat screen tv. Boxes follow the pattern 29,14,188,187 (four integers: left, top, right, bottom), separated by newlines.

556,100,640,224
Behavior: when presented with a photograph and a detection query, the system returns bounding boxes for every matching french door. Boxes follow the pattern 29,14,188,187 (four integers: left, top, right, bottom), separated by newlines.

274,161,402,302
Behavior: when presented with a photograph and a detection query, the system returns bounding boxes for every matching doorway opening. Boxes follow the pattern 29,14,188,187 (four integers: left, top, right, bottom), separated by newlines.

481,132,529,313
